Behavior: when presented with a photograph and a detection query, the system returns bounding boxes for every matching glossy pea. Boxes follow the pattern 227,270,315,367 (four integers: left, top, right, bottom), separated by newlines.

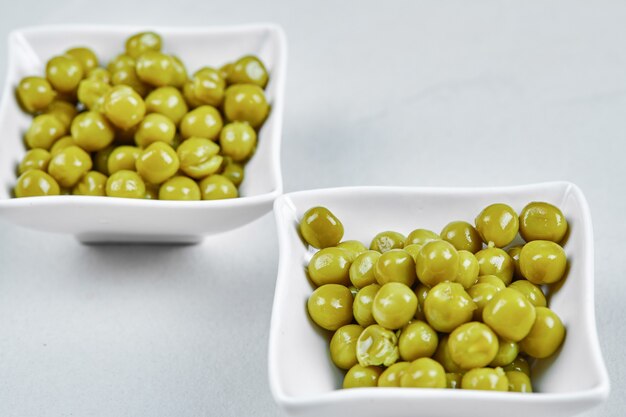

482,288,537,342
16,76,56,113
519,240,567,285
307,247,352,287
370,231,406,253
15,169,60,197
353,284,380,327
519,201,568,243
424,282,475,333
177,137,223,179
307,284,353,331
299,206,344,249
475,203,519,247
158,176,201,201
25,114,67,150
356,324,399,367
448,321,499,369
330,324,364,370
72,171,107,196
199,174,238,200
441,220,483,253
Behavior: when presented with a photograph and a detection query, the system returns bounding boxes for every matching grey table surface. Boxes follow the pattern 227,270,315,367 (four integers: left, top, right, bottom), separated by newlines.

0,0,624,416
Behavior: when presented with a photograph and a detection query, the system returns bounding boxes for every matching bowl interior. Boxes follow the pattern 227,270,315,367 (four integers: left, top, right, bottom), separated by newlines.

0,25,285,200
270,182,607,399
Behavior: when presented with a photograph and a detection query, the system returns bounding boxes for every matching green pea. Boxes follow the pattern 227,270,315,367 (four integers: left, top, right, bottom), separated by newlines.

330,324,364,370
424,282,475,333
307,247,352,287
307,284,353,331
299,206,344,249
356,324,399,366
482,288,536,342
15,169,60,197
461,367,509,391
158,176,201,201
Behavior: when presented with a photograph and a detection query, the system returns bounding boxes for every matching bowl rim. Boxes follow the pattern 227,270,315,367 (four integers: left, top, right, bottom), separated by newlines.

0,22,287,208
268,181,610,407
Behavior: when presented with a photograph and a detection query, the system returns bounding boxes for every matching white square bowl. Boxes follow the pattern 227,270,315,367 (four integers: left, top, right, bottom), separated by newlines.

0,24,286,243
269,182,609,417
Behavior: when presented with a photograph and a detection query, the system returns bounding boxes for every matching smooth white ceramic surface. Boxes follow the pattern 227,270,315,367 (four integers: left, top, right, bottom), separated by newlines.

270,183,609,417
0,24,286,243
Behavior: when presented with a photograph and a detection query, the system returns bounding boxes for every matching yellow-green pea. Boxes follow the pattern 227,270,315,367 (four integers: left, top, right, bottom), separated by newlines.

398,320,438,361
72,171,107,196
337,240,368,260
353,284,380,327
508,280,547,307
307,247,352,287
106,170,145,198
158,176,201,200
48,145,92,188
227,55,269,88
330,324,364,370
448,322,499,369
424,282,475,333
455,250,479,289
506,371,533,392
476,274,506,290
299,206,344,249
475,246,515,285
482,288,536,342
405,228,440,246
134,113,175,147
378,362,410,387
468,282,501,321
180,105,223,140
519,307,565,359
400,358,446,388
169,55,187,88
16,76,56,113
144,183,160,200
370,230,405,253
136,51,175,87
220,62,233,80
343,364,382,389
71,111,115,152
461,367,509,391
44,100,77,128
77,78,110,110
503,356,531,377
220,157,244,187
103,85,146,130
403,244,422,262
490,338,519,367
441,220,483,253
219,122,257,161
199,174,238,200
135,142,179,184
416,240,459,287
46,55,84,94
65,47,98,73
18,149,51,175
374,249,416,287
223,84,269,129
144,86,188,125
192,67,226,107
372,282,417,330
125,32,162,58
25,114,67,150
414,284,429,321
349,250,381,289
14,169,60,197
475,203,519,248
50,136,76,156
519,240,567,285
111,67,151,97
519,201,568,243
107,54,136,73
307,284,353,331
94,145,115,175
108,146,141,174
87,68,111,84
433,335,463,373
176,137,223,179
356,324,399,366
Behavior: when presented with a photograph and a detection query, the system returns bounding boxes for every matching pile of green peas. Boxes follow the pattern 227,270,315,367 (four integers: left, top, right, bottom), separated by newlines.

13,31,271,200
301,201,569,392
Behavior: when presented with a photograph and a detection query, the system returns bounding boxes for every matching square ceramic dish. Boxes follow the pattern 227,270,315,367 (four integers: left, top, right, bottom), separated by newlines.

269,182,609,417
0,24,286,243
